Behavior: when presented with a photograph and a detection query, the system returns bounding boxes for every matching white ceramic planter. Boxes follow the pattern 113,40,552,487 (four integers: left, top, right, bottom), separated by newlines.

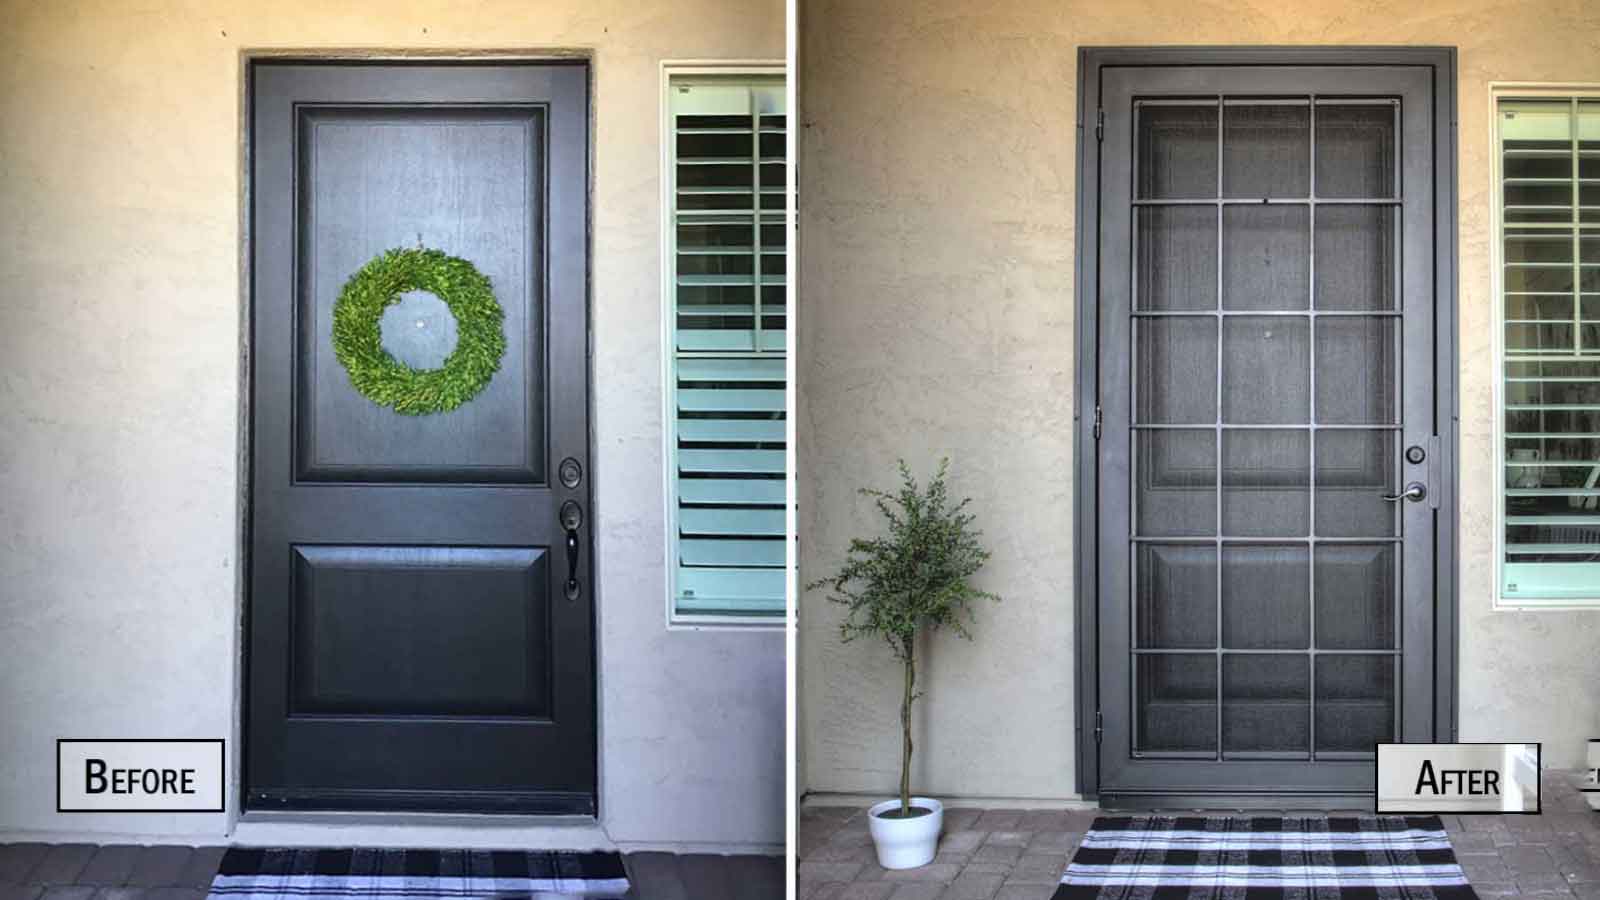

1585,739,1599,812
867,797,944,869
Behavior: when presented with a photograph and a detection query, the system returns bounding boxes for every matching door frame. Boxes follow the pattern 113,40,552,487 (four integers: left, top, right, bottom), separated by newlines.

235,50,599,819
1072,46,1460,803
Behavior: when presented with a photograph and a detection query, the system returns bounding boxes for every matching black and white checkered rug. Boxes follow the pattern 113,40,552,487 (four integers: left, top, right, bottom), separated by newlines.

1052,815,1477,899
206,847,630,899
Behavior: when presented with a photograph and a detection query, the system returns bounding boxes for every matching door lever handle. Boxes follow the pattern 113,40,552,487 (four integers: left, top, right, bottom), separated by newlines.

560,500,583,601
1383,481,1427,503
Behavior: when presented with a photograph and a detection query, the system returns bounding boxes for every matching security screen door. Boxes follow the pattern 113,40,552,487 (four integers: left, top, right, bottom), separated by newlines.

1095,63,1441,801
247,62,594,813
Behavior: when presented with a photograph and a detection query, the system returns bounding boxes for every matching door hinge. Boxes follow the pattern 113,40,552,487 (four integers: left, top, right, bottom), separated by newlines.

1094,709,1104,745
1095,108,1104,142
1092,404,1102,440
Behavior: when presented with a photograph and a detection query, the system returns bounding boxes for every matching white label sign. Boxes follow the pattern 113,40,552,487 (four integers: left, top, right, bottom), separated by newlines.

1376,743,1541,814
57,740,224,812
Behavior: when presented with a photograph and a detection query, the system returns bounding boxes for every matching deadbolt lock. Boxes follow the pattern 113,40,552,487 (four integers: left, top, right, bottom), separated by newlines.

1405,445,1426,465
559,457,583,489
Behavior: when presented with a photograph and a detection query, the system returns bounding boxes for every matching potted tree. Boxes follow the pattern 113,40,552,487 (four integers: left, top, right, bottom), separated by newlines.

807,458,999,869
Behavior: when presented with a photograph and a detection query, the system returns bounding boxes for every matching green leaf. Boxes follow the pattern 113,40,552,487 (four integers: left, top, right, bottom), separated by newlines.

330,247,506,416
804,458,1001,660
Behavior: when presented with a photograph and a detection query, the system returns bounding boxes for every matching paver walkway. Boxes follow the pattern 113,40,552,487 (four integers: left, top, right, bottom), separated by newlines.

799,769,1600,899
0,845,780,900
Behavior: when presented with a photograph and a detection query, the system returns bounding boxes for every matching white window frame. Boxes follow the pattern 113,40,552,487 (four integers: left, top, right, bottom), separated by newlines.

660,60,788,629
1491,83,1600,609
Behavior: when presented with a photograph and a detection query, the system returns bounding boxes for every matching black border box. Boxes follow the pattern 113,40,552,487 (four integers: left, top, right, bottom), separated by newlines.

57,739,226,813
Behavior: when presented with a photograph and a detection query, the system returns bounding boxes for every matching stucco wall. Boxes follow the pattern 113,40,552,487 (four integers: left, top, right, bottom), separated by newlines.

798,0,1600,801
0,1,783,846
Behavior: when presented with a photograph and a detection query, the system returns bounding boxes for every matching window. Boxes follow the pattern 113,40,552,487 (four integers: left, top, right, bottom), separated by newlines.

1497,93,1600,607
663,69,787,622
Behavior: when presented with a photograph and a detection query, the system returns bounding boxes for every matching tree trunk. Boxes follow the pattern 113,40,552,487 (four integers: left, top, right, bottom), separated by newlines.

900,638,915,817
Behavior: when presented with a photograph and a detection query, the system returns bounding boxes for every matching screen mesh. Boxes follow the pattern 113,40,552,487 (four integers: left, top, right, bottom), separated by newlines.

1130,97,1401,758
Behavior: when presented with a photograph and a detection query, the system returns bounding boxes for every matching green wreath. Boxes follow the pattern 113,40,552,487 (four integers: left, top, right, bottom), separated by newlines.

332,247,507,416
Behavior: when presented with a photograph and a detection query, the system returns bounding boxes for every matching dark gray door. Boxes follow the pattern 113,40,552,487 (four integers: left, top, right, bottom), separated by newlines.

247,61,593,813
1094,63,1440,803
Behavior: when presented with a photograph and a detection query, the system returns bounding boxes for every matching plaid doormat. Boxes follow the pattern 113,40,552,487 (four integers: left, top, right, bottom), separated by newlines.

206,847,630,899
1052,815,1477,899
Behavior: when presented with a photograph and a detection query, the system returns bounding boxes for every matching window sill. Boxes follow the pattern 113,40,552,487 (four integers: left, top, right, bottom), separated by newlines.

667,614,786,632
1494,596,1600,611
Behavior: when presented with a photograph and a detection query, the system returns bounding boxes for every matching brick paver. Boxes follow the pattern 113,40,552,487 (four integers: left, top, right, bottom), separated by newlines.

0,845,216,900
800,769,1599,899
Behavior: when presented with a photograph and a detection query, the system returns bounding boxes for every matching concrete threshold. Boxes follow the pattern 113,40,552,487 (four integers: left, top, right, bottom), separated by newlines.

230,811,612,851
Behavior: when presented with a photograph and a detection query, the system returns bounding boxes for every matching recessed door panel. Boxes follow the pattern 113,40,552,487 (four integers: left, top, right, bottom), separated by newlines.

290,546,551,718
295,106,545,484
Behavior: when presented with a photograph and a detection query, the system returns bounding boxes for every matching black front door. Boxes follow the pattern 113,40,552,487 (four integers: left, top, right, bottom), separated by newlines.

1088,57,1452,805
247,61,593,813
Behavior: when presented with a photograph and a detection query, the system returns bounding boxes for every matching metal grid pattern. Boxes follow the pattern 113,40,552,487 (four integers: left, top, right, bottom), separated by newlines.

1128,95,1404,761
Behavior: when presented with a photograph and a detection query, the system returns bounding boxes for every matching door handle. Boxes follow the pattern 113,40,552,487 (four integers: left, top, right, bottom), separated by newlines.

560,500,583,601
1383,481,1428,503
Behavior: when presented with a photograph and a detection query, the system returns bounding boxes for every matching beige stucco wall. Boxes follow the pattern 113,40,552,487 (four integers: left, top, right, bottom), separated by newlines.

0,1,784,846
798,0,1600,801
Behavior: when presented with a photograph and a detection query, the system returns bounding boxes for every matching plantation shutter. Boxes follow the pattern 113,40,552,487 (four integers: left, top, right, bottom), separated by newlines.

669,76,787,618
1499,98,1600,605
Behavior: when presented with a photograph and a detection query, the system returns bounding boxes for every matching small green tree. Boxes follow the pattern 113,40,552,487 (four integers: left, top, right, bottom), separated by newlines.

806,458,999,818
